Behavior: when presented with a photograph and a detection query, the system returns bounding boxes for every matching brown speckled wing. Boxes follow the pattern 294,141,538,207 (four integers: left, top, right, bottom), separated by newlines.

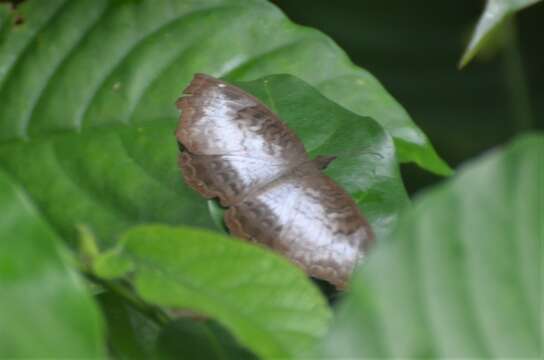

224,161,373,289
176,74,308,206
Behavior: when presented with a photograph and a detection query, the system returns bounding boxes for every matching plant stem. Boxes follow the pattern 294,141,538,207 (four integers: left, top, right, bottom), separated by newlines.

85,272,171,327
502,17,534,132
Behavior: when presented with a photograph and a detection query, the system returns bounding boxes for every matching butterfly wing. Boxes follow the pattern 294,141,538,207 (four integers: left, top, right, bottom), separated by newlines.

224,163,373,289
176,74,308,206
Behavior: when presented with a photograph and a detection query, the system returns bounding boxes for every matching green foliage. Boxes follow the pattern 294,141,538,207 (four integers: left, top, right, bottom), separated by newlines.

156,318,257,360
97,289,257,359
318,133,543,358
0,0,447,174
94,225,332,359
0,0,539,358
0,170,105,358
96,291,160,359
460,0,542,67
0,0,412,252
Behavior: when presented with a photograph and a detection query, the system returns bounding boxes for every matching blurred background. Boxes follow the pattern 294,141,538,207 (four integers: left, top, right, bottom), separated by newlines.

272,0,543,194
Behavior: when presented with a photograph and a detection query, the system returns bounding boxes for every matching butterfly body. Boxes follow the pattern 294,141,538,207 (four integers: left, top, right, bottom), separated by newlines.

176,74,373,288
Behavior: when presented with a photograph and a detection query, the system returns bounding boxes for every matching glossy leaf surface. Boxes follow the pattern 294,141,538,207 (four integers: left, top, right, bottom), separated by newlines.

0,0,447,174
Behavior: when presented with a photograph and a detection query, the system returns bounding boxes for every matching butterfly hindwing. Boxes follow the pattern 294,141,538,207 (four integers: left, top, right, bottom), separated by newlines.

224,162,373,289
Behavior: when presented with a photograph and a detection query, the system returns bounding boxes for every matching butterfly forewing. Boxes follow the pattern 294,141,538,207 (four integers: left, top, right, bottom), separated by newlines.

177,74,308,205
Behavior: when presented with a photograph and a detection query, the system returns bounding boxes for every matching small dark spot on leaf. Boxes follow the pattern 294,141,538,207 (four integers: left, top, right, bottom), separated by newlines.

14,14,24,26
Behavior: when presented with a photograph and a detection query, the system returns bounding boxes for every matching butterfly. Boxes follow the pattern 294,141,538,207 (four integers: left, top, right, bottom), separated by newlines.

176,74,373,289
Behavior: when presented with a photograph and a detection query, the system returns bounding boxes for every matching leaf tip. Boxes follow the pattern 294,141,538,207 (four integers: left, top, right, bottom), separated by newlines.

93,249,134,280
76,224,100,269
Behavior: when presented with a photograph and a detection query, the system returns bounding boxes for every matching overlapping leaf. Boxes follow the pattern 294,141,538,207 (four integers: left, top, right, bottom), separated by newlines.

318,133,543,358
96,291,160,359
94,225,332,359
156,318,256,360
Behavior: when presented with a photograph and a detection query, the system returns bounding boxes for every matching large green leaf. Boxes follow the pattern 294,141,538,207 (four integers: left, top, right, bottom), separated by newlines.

0,73,407,247
0,170,106,357
460,0,542,67
0,0,447,174
94,225,332,359
318,133,543,358
0,121,215,247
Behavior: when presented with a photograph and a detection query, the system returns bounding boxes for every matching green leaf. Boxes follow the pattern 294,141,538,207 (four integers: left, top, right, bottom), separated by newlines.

0,74,407,247
96,291,160,359
460,0,542,67
313,72,452,175
94,225,332,359
97,290,256,359
0,121,216,247
0,170,106,358
156,318,256,360
0,0,446,174
318,133,543,358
